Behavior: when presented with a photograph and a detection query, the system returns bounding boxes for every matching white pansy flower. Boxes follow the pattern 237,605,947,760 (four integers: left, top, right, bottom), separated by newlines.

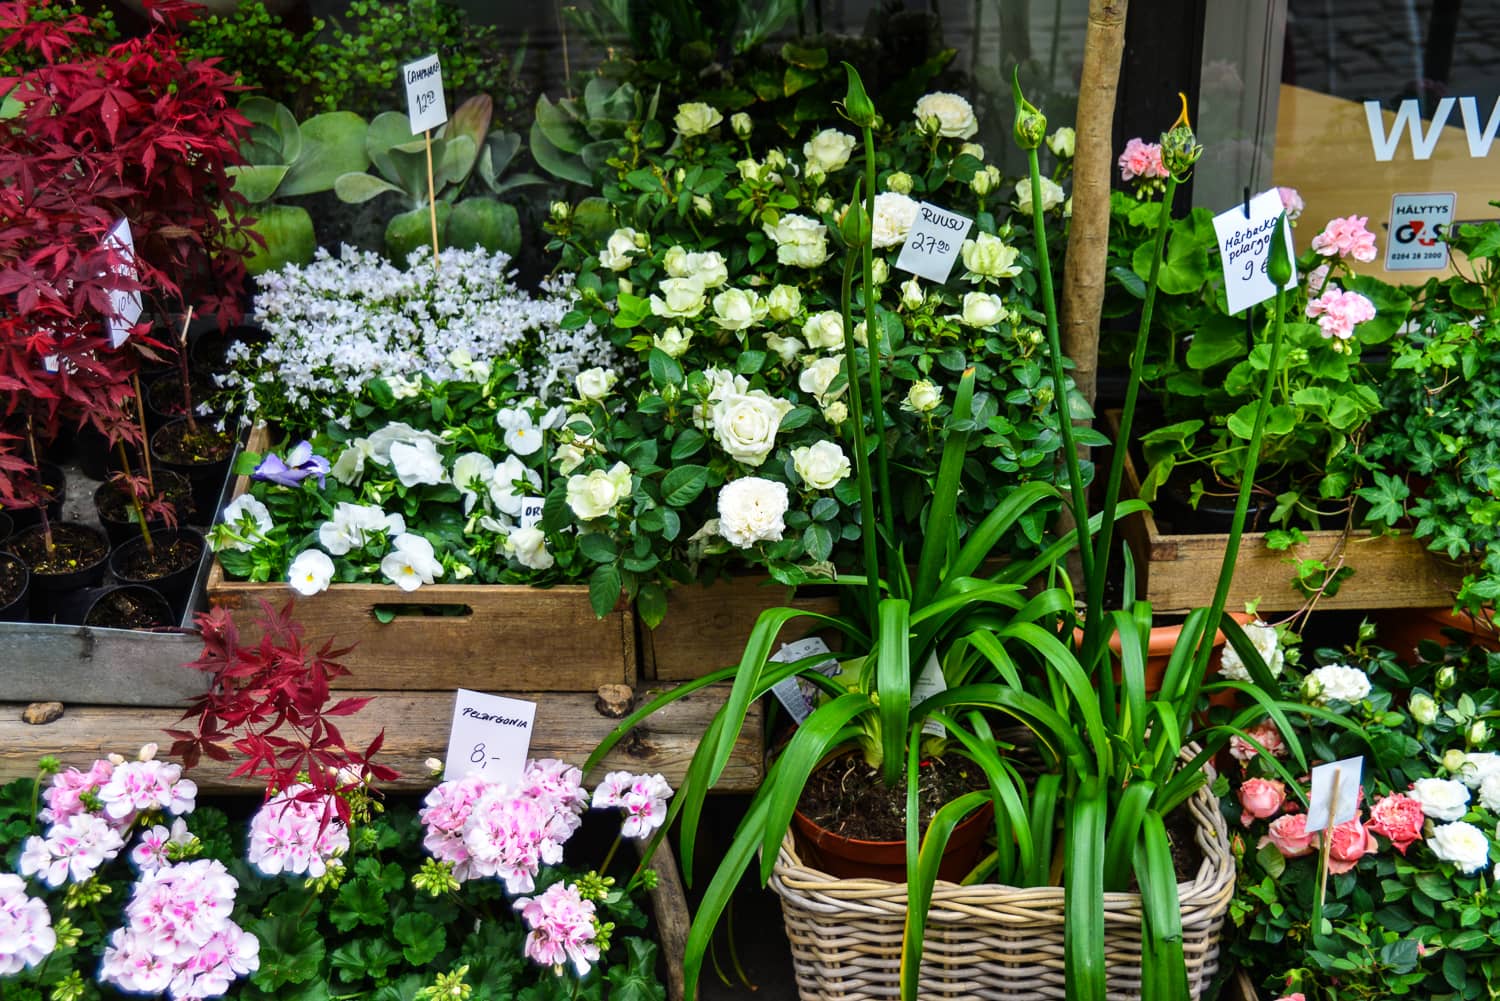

1014,176,1065,214
765,333,804,366
1217,621,1284,682
711,288,767,332
766,284,802,321
497,409,544,457
380,533,442,592
763,214,829,268
319,502,404,555
489,456,542,517
902,380,941,414
1429,821,1492,874
599,228,641,271
331,437,376,486
452,453,496,513
214,495,273,552
961,232,1024,281
385,373,423,399
711,390,795,466
871,192,919,249
798,355,846,407
792,441,851,490
446,347,491,382
389,438,447,487
913,92,978,139
575,367,618,402
367,423,445,466
1307,664,1372,705
566,462,632,520
802,129,857,173
507,527,555,571
959,291,1007,328
717,477,790,548
653,326,693,358
802,310,845,351
1410,777,1471,822
650,276,708,318
288,549,335,596
674,102,723,137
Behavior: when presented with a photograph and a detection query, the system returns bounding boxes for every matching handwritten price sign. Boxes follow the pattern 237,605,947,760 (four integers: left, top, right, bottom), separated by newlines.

402,53,447,134
1211,189,1298,314
443,689,535,786
895,202,973,284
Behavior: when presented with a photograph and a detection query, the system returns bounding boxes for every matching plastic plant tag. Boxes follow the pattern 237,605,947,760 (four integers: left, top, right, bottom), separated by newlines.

102,218,142,348
402,53,447,133
519,497,545,531
911,650,948,737
1305,756,1364,833
1385,192,1456,271
444,688,535,787
1212,189,1298,314
768,637,839,723
894,202,973,283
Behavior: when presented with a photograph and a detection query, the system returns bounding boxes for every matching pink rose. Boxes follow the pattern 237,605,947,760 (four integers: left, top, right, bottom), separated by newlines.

1306,286,1376,341
1368,792,1425,855
1327,816,1377,874
1230,721,1288,763
1238,778,1287,826
1259,813,1316,857
1274,994,1306,1001
1310,214,1378,262
1117,138,1167,182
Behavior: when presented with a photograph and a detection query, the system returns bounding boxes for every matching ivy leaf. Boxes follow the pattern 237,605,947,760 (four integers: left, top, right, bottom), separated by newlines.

1355,472,1410,527
392,911,446,967
248,915,326,990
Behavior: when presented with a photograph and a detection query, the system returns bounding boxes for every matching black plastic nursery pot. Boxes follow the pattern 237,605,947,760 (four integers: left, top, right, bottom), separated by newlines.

108,527,206,622
93,471,196,548
0,510,11,547
4,462,66,532
146,372,222,436
190,322,265,378
0,550,29,622
50,582,174,629
8,522,112,622
1153,477,1275,535
150,417,237,517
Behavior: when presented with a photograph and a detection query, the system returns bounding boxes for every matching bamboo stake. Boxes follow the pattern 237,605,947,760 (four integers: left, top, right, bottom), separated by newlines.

177,307,198,436
424,128,441,272
131,372,154,493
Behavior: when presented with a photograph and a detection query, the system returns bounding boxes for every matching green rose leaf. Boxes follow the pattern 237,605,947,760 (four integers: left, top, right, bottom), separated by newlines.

589,564,623,618
661,465,710,506
579,533,620,563
803,522,834,561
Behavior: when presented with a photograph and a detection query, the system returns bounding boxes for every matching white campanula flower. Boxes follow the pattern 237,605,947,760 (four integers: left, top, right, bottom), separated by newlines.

598,227,641,271
803,129,857,174
674,101,722,137
0,873,55,974
711,288,767,332
508,526,555,571
962,232,1024,282
711,390,795,466
802,310,845,351
798,355,846,407
902,380,942,413
288,549,335,596
871,192,919,249
1217,621,1284,682
649,276,708,319
653,325,693,358
1014,176,1066,214
574,367,618,402
566,462,632,520
380,533,443,591
489,456,543,517
766,284,802,321
792,440,851,490
959,291,1007,328
717,477,789,548
212,495,273,552
913,92,978,139
452,452,496,514
389,438,448,487
1429,820,1492,873
1306,664,1372,705
763,213,829,268
1410,777,1471,822
319,502,404,555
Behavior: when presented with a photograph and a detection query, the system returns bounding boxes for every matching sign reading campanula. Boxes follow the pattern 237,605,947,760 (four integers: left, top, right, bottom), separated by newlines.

1384,192,1457,272
402,53,447,134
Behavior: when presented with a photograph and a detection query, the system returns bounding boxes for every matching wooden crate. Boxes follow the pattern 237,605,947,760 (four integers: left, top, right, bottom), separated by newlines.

0,681,762,793
206,426,635,691
641,575,843,680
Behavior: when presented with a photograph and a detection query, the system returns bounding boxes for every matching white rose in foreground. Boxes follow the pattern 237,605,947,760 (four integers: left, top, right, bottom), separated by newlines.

554,441,588,476
802,310,845,351
767,284,802,321
961,232,1023,281
798,355,846,407
763,213,829,268
650,277,708,319
1429,820,1492,873
575,367,618,402
693,367,751,430
902,380,941,414
1410,777,1471,821
1307,664,1372,704
288,549,335,596
380,533,443,592
959,291,1007,328
598,227,641,271
711,288,767,332
871,192,919,249
1458,752,1500,789
1047,127,1076,158
674,102,723,137
711,390,794,466
319,503,404,556
665,248,728,288
822,400,849,425
717,477,790,548
803,129,856,174
653,326,692,358
792,441,851,490
1217,621,1284,682
215,495,274,551
389,438,447,487
507,527,555,571
1014,176,1065,214
489,456,542,517
567,462,632,520
913,91,978,139
1480,774,1500,813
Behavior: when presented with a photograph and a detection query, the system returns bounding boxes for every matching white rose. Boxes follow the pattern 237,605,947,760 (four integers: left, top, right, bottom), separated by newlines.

451,452,495,514
665,249,727,288
554,441,588,476
913,92,978,139
900,277,924,310
1308,664,1372,704
711,390,794,466
1047,127,1076,158
1429,820,1492,874
215,495,273,551
508,526,555,571
1480,773,1500,813
763,214,829,268
961,232,1024,281
813,195,834,214
871,192,919,249
1216,621,1284,682
798,355,846,407
598,228,641,271
869,258,889,284
1411,777,1472,822
489,455,542,516
765,333,805,365
1457,753,1500,789
736,158,762,184
380,533,442,592
663,245,690,276
653,326,692,358
566,462,632,520
959,291,1007,328
792,440,851,490
717,477,790,548
674,102,723,137
971,164,1002,197
822,400,848,425
902,380,941,414
731,111,752,138
802,129,856,173
766,284,802,321
650,276,708,318
802,310,845,351
389,439,447,487
1014,176,1065,214
287,549,334,596
711,288,767,331
575,367,618,401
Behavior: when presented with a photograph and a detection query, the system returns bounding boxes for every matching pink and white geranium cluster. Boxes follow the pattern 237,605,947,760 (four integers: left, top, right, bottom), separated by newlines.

0,873,55,976
514,881,601,977
246,785,352,878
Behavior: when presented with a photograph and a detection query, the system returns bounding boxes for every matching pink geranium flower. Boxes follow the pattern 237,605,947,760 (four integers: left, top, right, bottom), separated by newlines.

1306,286,1376,341
1311,214,1378,262
515,881,600,977
1277,187,1304,222
39,758,115,826
1117,138,1168,182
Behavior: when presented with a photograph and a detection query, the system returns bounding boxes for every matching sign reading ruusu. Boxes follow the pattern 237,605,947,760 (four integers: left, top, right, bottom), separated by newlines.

1365,96,1500,161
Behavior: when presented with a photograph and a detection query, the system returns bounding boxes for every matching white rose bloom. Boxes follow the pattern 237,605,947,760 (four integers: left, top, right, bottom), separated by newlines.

766,284,802,321
798,355,846,407
711,390,795,466
730,111,752,138
663,245,691,276
331,437,375,486
717,477,790,548
598,228,641,271
802,310,845,351
380,533,443,592
1457,753,1500,789
1217,620,1284,682
451,453,496,513
1308,664,1372,704
1480,773,1500,812
566,462,632,520
902,380,941,414
650,276,708,318
765,333,805,366
489,455,542,516
319,502,404,555
959,142,985,160
792,440,851,490
913,92,979,139
653,326,693,358
802,129,857,173
959,291,1007,328
554,441,589,476
1429,820,1492,874
711,288,767,332
1411,777,1472,822
900,277,924,310
288,549,335,596
869,258,889,284
736,158,762,184
575,367,618,401
763,214,829,268
1014,176,1065,214
813,195,834,214
1047,127,1076,158
674,102,723,137
871,192,919,249
389,438,447,487
693,367,751,430
961,232,1024,281
215,495,273,551
972,164,1002,197
508,526,555,571
822,400,849,426
680,250,728,288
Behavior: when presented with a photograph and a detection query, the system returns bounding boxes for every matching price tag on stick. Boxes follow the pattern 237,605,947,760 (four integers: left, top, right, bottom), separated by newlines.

102,218,142,348
444,689,536,787
519,497,545,531
1306,756,1364,917
768,637,840,723
894,202,973,284
402,54,447,272
1211,189,1298,315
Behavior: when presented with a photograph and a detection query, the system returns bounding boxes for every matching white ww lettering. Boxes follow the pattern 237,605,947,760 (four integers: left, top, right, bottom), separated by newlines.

1364,95,1500,161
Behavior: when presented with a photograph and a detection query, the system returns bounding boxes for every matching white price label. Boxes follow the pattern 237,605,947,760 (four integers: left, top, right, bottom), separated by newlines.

1385,192,1456,271
102,218,142,348
520,496,545,531
911,651,948,737
768,637,839,724
1305,756,1364,833
1211,189,1298,315
894,202,973,284
443,688,535,787
402,53,447,134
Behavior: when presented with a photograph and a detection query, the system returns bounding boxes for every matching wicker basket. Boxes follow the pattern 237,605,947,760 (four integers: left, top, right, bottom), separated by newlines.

769,780,1234,1000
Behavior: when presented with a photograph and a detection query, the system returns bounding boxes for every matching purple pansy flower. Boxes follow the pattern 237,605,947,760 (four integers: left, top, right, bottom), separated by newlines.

252,441,331,488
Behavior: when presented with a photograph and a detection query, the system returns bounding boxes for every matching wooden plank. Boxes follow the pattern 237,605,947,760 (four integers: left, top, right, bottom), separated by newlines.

642,575,843,680
0,683,762,793
0,623,208,706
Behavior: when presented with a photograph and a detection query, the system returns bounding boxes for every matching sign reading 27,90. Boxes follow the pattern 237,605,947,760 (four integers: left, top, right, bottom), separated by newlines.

402,53,447,134
895,202,973,284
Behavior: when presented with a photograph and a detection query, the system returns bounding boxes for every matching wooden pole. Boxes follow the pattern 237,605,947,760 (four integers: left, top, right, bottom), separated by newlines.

424,128,440,272
1315,767,1344,915
131,372,154,492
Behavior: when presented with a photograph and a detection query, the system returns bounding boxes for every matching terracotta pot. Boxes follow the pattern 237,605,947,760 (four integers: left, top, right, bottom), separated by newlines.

1376,606,1500,664
791,800,994,884
1077,611,1255,700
